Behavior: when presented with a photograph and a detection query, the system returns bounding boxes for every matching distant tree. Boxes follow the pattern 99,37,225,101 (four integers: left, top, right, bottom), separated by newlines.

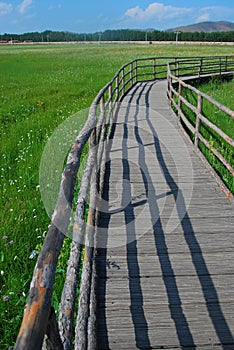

0,29,233,43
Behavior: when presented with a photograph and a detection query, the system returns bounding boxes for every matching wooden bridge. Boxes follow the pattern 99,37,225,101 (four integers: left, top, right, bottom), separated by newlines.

15,56,234,349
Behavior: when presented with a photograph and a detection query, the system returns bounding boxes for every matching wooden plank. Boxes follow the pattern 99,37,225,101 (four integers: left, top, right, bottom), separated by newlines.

96,274,234,303
97,303,234,349
96,251,234,277
95,78,234,350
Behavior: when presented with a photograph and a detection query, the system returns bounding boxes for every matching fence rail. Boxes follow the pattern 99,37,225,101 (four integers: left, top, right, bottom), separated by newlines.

167,56,234,197
15,55,234,350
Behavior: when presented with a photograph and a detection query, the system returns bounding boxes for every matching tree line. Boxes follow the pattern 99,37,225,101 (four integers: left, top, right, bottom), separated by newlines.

1,29,233,43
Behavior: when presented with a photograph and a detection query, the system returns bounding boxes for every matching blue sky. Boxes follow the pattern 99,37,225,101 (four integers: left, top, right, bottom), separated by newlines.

0,0,234,34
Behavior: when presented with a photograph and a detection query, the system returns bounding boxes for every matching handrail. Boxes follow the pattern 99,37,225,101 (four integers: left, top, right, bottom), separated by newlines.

15,55,234,349
167,56,234,197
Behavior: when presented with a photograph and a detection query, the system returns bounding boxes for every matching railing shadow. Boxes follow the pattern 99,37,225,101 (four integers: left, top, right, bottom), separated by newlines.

121,85,151,349
96,83,152,349
96,80,233,349
131,82,196,349
144,81,234,347
95,156,111,350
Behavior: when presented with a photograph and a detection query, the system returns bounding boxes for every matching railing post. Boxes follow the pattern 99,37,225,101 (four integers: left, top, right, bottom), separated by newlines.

178,81,182,113
75,130,97,350
225,56,228,72
132,61,135,84
135,60,138,83
115,74,119,101
100,95,105,115
169,79,172,104
175,58,179,77
130,62,133,87
135,59,138,82
167,70,173,106
153,58,156,80
122,67,125,95
108,84,112,105
199,58,203,78
100,95,105,139
219,57,222,77
195,94,202,148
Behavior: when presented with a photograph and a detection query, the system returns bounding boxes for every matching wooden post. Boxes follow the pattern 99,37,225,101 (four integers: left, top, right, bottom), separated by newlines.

178,81,182,108
225,56,228,72
58,151,96,350
178,81,182,121
87,250,97,350
115,74,119,102
153,58,156,80
175,58,179,77
100,95,105,113
15,226,64,350
134,60,137,84
167,63,170,99
219,57,222,77
130,63,133,87
169,76,173,106
135,59,138,82
199,58,203,78
58,242,83,350
108,84,112,104
195,94,202,148
75,169,97,350
122,67,125,96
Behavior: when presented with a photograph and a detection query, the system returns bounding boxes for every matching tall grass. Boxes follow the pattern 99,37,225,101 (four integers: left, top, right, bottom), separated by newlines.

198,78,234,192
1,43,233,349
179,77,234,193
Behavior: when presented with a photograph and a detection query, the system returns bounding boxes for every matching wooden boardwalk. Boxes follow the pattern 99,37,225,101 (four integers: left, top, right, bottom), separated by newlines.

95,80,234,349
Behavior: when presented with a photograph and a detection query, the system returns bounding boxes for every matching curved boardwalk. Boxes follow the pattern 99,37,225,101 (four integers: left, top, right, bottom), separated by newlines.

95,80,234,349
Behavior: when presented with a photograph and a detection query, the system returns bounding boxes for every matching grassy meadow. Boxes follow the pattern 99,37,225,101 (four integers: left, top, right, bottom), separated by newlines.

179,77,234,193
199,78,234,192
0,42,234,348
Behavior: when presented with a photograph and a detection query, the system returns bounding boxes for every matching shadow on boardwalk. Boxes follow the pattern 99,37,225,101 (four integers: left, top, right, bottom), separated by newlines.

96,81,234,349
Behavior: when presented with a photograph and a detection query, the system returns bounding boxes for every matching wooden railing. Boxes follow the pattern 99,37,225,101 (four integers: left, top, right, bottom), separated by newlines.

167,56,234,197
15,55,234,350
168,56,234,79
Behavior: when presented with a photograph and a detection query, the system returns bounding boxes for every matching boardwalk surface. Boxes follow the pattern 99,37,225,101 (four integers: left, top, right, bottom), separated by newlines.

95,80,234,349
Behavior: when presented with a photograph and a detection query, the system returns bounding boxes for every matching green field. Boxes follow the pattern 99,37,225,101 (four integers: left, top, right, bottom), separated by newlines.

199,78,234,112
1,43,234,348
199,78,234,193
178,77,234,193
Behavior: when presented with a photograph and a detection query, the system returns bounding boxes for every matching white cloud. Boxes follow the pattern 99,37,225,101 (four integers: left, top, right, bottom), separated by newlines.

197,13,211,22
124,2,192,22
197,6,234,21
125,6,143,19
0,2,13,16
122,2,234,29
17,0,32,14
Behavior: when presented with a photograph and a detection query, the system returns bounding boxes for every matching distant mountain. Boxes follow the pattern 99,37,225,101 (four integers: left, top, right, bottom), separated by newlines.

166,21,234,33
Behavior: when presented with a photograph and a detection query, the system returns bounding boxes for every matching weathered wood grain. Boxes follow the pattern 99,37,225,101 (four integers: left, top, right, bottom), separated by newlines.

96,79,234,350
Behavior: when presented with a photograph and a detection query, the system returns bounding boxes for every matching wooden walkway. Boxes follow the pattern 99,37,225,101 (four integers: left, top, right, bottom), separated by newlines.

95,80,234,349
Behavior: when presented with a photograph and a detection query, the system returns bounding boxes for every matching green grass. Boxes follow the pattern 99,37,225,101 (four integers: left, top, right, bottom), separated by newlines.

1,43,234,349
198,77,234,137
178,77,234,193
198,78,234,192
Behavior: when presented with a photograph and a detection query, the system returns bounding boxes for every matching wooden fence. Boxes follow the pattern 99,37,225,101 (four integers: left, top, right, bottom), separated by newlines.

167,56,234,197
15,55,234,350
